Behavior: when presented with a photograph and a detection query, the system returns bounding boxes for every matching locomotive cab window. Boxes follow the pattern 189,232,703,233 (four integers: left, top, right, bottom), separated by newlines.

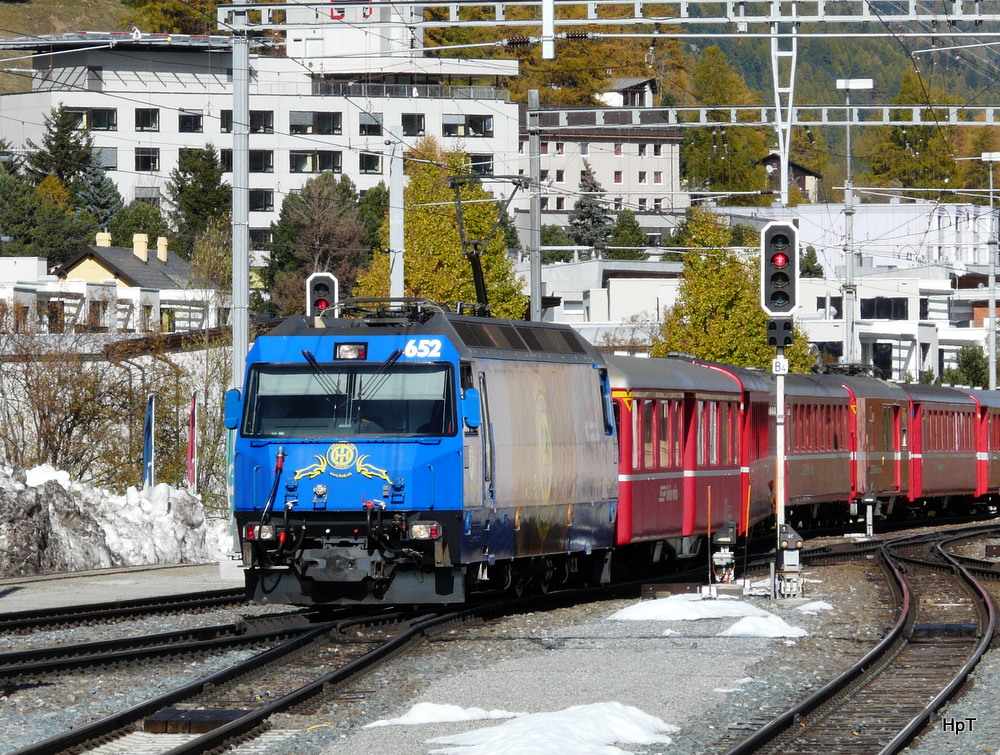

242,362,456,438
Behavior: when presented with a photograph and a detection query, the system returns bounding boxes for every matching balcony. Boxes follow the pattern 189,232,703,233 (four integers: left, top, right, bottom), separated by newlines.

312,81,509,102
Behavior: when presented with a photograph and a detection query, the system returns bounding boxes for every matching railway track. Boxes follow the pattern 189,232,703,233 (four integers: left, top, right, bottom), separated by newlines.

0,588,246,634
724,526,999,754
6,589,593,755
0,612,318,678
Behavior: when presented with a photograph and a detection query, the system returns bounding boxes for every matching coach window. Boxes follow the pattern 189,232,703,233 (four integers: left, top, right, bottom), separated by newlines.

708,402,719,465
659,402,671,467
632,403,641,469
643,400,655,469
720,403,731,464
696,401,705,466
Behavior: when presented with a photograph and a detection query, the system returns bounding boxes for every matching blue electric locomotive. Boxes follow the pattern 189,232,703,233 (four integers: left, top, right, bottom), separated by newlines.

224,299,619,605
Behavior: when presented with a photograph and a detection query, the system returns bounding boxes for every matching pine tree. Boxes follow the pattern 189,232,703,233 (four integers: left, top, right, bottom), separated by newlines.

76,152,124,228
568,162,612,249
165,146,230,259
608,210,648,259
108,200,173,248
25,106,94,186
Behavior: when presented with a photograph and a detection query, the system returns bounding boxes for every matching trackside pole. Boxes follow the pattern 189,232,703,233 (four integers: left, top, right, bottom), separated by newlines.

773,351,802,598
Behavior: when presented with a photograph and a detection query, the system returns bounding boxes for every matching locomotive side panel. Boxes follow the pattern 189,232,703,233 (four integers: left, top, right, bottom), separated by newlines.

461,358,617,562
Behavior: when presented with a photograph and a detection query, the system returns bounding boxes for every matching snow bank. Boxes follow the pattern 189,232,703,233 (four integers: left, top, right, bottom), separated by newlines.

0,463,231,577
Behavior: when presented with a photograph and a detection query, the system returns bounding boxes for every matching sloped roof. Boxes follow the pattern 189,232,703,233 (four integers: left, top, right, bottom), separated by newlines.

54,244,200,290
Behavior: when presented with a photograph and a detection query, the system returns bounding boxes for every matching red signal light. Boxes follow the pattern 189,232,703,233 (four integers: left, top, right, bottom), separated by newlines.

315,298,329,311
771,252,789,268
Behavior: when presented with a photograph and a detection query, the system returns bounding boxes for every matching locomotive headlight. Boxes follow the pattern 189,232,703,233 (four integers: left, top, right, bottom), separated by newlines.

336,343,368,360
314,484,328,499
257,525,276,541
409,522,441,540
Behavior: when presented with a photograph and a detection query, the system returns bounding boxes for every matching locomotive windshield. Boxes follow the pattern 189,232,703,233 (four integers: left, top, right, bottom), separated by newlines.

243,361,456,438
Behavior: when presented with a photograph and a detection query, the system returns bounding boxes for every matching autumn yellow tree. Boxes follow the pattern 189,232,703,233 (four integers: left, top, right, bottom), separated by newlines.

652,207,813,372
355,138,526,318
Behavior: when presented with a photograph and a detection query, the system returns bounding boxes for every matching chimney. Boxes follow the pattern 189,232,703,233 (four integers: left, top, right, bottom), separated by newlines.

133,234,148,263
95,231,112,248
157,236,168,263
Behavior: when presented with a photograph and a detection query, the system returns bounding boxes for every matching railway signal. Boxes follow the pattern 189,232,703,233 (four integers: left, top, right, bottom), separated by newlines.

760,223,799,317
306,272,338,318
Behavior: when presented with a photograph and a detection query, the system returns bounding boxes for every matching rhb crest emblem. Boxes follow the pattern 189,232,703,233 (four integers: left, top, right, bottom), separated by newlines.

293,442,391,484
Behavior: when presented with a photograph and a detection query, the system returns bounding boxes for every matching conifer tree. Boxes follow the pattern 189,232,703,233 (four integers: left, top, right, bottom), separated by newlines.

108,201,173,248
25,106,94,187
608,210,648,259
568,162,613,249
76,152,124,228
165,146,230,259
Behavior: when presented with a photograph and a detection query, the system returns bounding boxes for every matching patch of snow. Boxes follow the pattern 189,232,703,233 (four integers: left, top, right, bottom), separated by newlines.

366,703,520,728
424,702,679,755
719,615,808,638
608,595,771,622
795,601,834,614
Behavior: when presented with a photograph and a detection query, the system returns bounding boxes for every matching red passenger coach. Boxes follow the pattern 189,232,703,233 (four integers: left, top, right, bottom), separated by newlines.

901,385,978,502
965,388,1000,498
606,356,769,553
838,377,910,508
782,375,852,511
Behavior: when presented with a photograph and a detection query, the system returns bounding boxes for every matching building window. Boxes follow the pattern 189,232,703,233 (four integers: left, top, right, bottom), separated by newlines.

289,150,342,173
69,108,117,131
220,149,232,172
639,171,647,184
556,197,565,210
555,169,564,183
556,142,564,155
613,170,622,184
135,147,160,172
46,300,65,334
639,144,647,157
638,198,647,210
654,144,662,157
250,110,274,134
614,143,622,156
581,142,589,156
249,150,274,173
93,146,117,170
540,142,549,155
135,108,159,132
178,109,203,133
289,111,341,135
540,169,549,182
442,114,493,138
359,152,383,173
401,113,425,137
519,141,525,155
221,110,232,133
135,187,160,207
467,115,493,137
541,197,549,210
249,189,274,212
653,198,662,211
359,112,383,136
249,228,273,247
861,297,908,320
654,171,663,184
614,197,623,211
469,154,493,175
